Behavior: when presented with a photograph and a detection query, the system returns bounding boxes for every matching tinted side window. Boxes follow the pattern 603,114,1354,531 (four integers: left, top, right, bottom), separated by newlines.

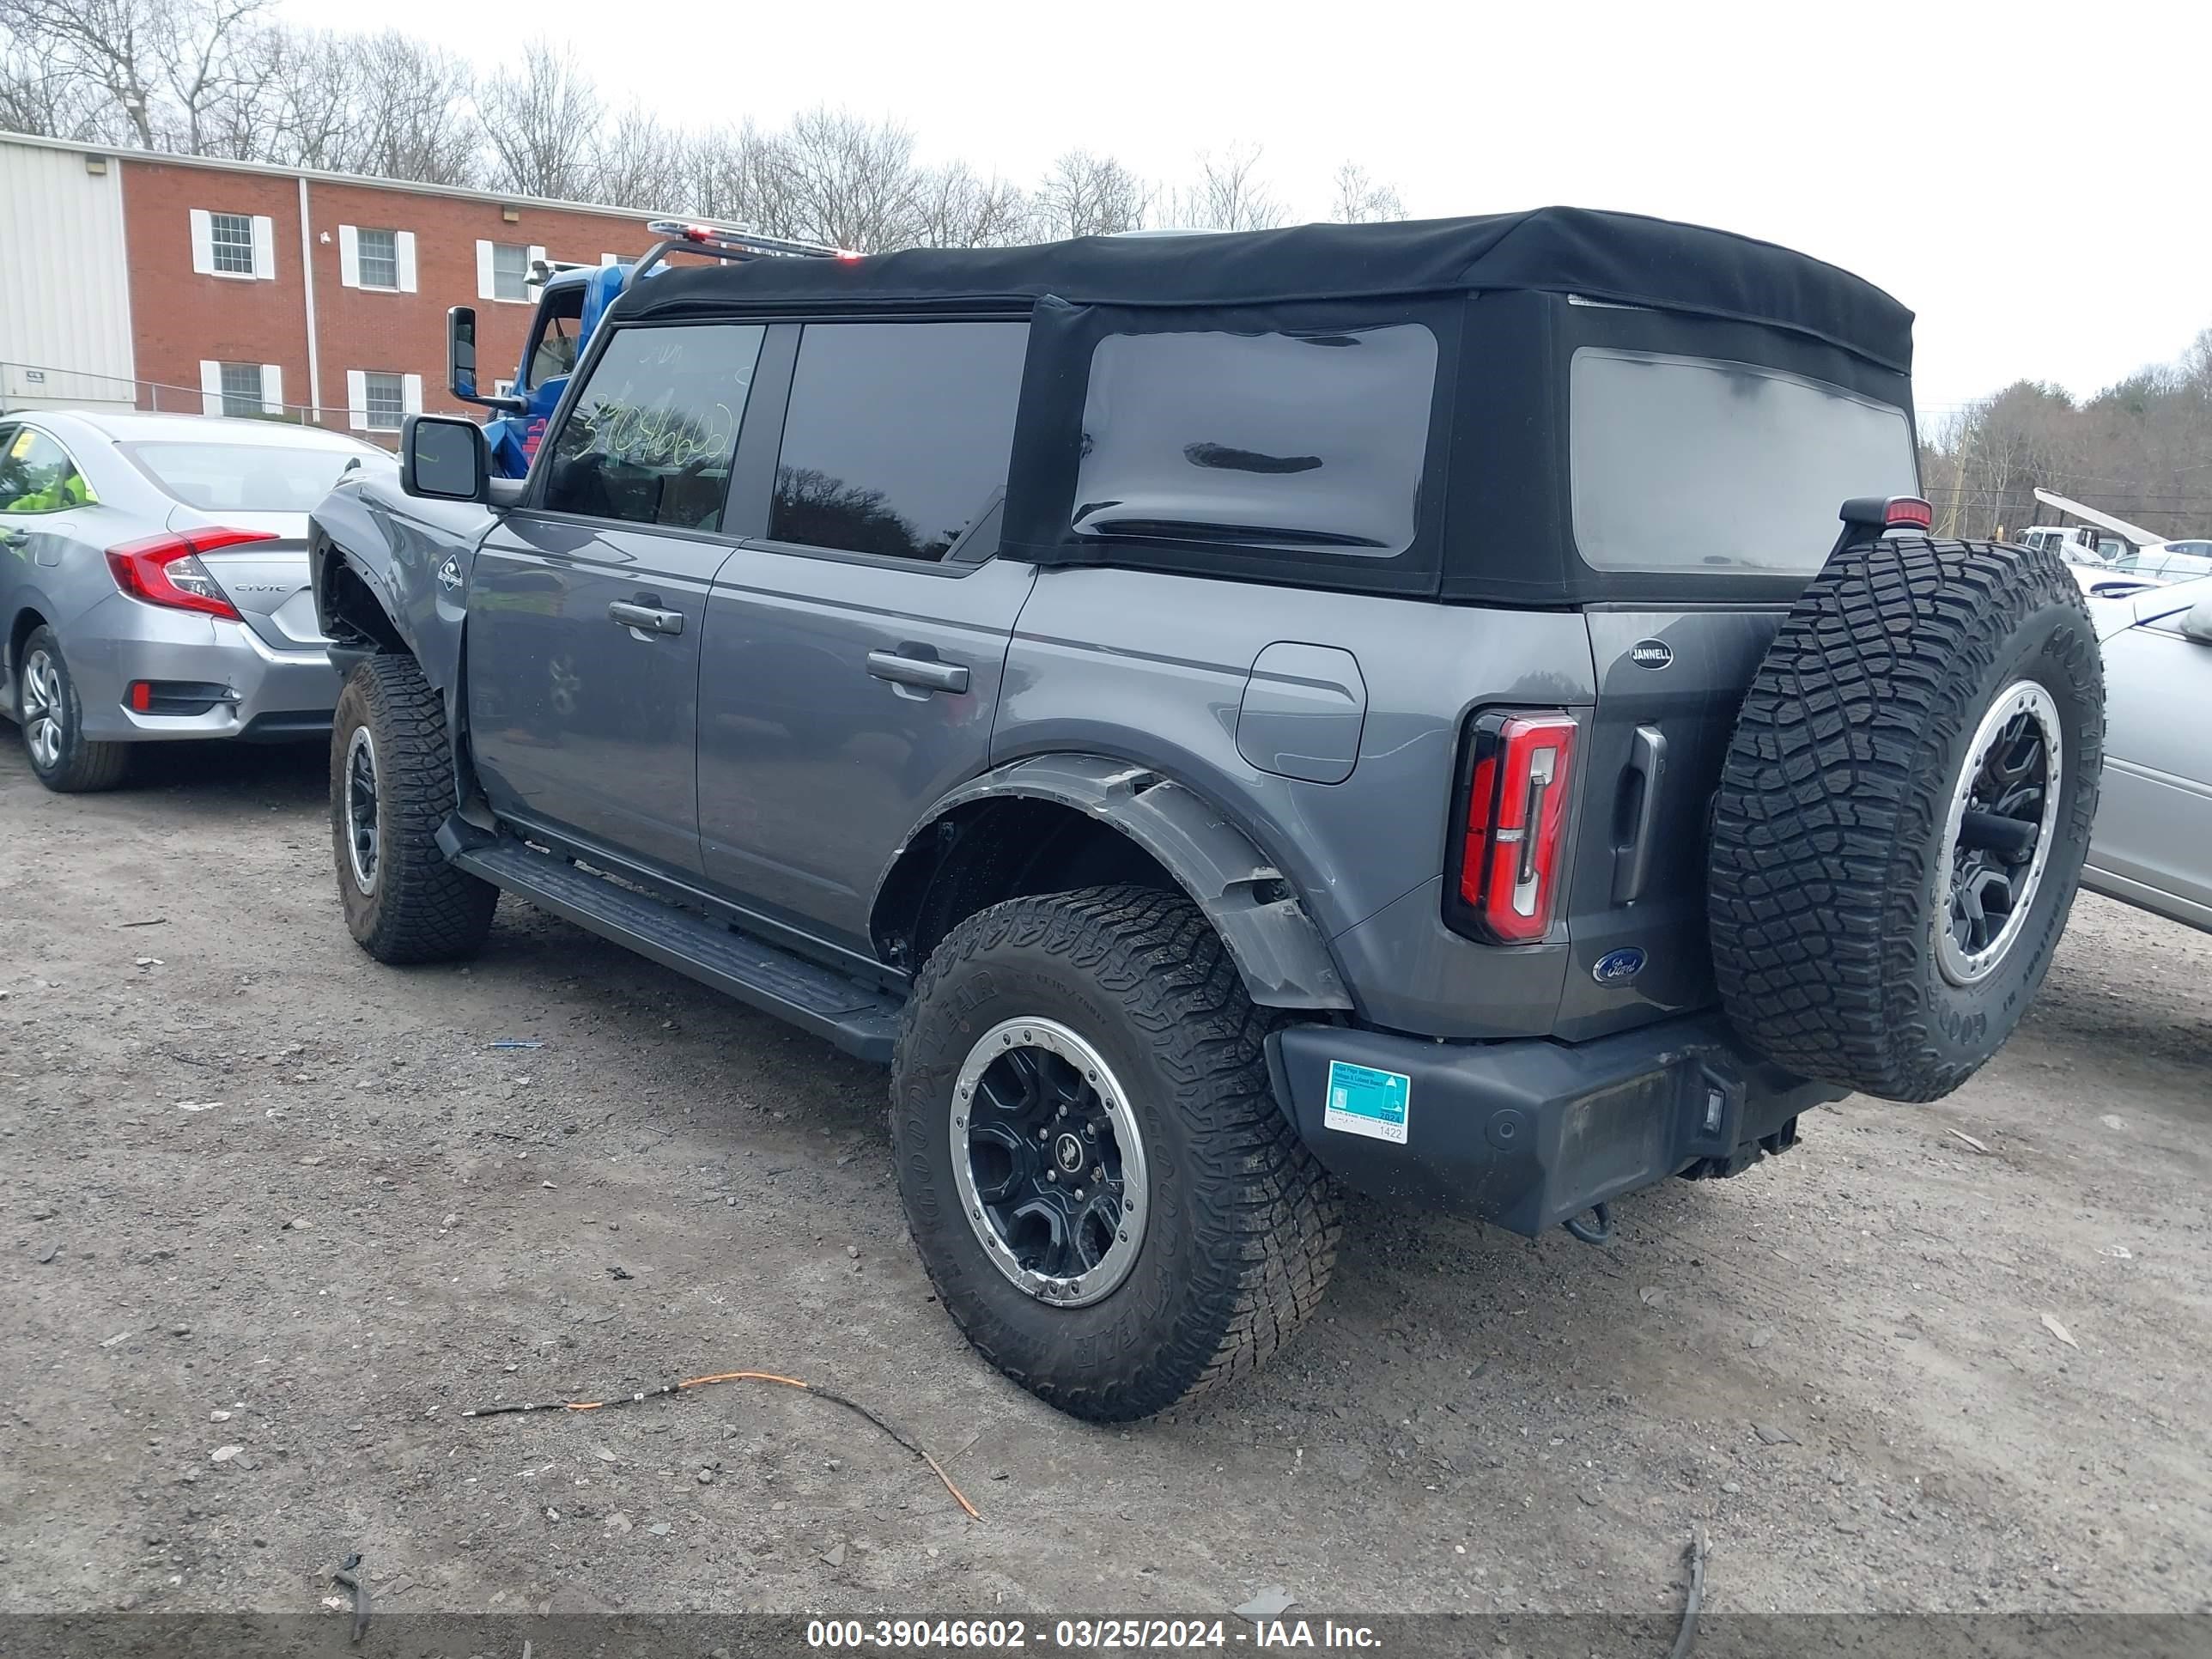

1074,324,1438,558
769,321,1028,561
543,323,765,532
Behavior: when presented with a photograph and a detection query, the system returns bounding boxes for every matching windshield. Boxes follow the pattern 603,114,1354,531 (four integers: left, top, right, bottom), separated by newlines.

123,441,369,513
1570,349,1917,574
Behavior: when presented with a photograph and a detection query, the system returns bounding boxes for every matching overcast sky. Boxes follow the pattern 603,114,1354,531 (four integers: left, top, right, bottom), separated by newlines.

283,0,2203,416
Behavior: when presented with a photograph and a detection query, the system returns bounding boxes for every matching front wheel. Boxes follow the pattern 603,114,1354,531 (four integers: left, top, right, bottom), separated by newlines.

331,655,496,963
891,885,1341,1421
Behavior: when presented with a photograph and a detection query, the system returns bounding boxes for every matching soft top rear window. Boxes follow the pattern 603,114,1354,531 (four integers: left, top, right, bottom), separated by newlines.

1570,349,1916,575
123,441,372,513
1074,322,1437,558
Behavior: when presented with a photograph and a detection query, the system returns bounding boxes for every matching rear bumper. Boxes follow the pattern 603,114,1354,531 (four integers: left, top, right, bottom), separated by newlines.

1267,1013,1842,1236
66,596,339,744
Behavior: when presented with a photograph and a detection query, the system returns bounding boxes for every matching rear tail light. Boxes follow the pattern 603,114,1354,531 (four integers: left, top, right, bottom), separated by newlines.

1450,711,1579,944
105,528,274,622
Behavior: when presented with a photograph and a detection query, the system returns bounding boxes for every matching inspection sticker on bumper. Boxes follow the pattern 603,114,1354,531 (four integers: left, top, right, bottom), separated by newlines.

1323,1060,1411,1145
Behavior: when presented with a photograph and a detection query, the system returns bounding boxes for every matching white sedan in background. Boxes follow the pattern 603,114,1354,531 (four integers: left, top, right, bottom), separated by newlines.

2081,575,2212,933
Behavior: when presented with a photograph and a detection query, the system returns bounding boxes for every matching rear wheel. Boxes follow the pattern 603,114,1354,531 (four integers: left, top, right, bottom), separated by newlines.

1710,537,2103,1101
331,655,496,963
891,885,1340,1420
15,626,130,793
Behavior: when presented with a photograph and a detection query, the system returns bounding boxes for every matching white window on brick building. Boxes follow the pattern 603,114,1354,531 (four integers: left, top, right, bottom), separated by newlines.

339,226,417,292
210,213,254,274
190,210,275,280
347,370,423,432
477,240,544,302
198,360,284,417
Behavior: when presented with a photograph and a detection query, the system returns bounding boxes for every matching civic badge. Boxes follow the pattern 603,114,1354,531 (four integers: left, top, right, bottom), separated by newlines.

435,556,463,593
1593,947,1648,986
1629,639,1673,670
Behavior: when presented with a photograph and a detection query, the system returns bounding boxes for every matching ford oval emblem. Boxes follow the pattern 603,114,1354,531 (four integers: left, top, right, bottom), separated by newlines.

1630,639,1674,670
1593,947,1648,986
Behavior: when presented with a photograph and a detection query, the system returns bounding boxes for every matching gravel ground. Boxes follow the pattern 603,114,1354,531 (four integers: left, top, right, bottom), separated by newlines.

2,737,2209,1624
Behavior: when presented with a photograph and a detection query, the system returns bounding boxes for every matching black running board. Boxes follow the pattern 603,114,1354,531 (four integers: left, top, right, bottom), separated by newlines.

452,838,903,1063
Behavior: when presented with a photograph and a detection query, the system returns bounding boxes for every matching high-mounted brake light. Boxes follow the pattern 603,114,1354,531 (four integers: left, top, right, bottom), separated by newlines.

105,528,274,622
1835,495,1935,548
1450,712,1579,944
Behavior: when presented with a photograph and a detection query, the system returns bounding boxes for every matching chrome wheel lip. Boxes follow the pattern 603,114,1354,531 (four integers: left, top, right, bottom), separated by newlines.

21,648,63,770
343,724,380,896
949,1016,1150,1310
1935,679,2063,988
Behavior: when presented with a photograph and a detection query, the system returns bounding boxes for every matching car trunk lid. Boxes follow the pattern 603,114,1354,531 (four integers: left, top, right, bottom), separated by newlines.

167,507,324,650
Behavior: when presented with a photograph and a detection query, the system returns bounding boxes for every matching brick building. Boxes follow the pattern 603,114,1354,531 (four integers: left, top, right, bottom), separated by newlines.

0,131,665,437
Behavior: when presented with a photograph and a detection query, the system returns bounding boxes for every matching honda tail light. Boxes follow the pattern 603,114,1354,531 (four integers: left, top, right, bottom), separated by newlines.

105,529,273,622
1450,712,1579,944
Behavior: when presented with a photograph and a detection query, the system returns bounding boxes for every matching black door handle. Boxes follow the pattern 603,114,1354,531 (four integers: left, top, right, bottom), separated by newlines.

1611,724,1668,905
608,601,684,636
0,528,27,549
866,650,968,694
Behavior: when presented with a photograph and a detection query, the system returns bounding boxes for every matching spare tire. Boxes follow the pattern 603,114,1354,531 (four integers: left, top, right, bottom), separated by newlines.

1709,537,2102,1102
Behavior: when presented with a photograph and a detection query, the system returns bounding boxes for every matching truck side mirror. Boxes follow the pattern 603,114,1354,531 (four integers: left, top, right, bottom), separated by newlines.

401,414,491,503
448,306,524,414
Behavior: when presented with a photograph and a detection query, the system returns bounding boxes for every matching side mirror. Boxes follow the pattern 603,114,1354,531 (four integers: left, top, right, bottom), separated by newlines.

401,414,491,503
447,306,524,414
2181,599,2212,646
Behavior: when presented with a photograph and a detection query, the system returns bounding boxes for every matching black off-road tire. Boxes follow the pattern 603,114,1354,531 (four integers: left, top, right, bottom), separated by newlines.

891,885,1341,1421
1710,537,2103,1102
331,655,496,963
15,625,131,793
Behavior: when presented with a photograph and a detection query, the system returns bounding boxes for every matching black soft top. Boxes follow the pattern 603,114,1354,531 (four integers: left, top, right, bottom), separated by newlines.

615,205,1911,372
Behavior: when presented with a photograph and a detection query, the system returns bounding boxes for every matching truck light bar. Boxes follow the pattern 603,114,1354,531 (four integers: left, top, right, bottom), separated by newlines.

642,220,853,261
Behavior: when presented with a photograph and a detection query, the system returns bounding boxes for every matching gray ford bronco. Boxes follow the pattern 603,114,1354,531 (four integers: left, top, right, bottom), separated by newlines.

310,209,2104,1420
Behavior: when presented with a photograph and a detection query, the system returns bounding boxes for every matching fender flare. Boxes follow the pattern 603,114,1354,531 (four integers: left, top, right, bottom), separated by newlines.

884,754,1353,1012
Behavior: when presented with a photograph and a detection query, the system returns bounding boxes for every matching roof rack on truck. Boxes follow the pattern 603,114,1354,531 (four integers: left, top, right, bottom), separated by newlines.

629,220,849,282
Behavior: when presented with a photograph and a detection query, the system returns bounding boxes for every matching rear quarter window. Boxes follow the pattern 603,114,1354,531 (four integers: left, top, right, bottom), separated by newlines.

1570,348,1917,575
1073,323,1437,557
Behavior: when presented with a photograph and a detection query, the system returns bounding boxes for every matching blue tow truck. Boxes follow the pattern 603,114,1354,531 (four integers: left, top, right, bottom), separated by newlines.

446,219,843,477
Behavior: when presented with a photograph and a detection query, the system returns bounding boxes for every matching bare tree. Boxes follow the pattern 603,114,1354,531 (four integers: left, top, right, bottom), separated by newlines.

773,106,924,252
1329,160,1404,224
592,103,686,212
1031,149,1148,239
352,32,479,185
478,39,601,199
0,0,269,150
915,161,1030,248
681,122,797,232
1179,144,1287,232
198,23,355,165
0,34,116,138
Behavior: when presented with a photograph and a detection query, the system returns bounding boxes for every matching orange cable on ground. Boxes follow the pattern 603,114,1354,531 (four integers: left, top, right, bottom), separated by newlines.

464,1367,980,1521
